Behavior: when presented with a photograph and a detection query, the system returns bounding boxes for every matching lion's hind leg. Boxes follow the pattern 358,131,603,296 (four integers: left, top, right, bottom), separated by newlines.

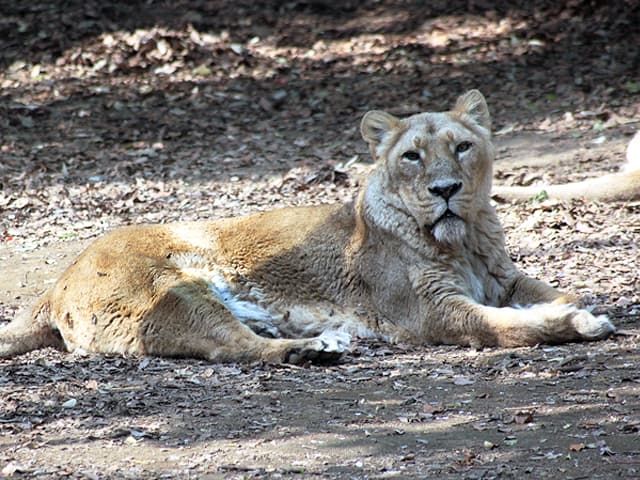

140,280,351,364
146,321,351,364
154,324,351,364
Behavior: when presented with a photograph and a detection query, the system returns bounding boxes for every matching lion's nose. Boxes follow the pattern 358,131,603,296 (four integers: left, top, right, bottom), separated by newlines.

428,181,462,200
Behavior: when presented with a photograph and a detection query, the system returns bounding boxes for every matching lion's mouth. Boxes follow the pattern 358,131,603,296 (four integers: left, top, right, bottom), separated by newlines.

430,209,460,228
427,208,467,243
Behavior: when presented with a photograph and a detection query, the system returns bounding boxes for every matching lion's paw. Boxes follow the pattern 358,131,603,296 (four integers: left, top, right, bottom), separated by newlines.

518,303,615,343
285,330,351,364
571,309,615,340
317,330,352,352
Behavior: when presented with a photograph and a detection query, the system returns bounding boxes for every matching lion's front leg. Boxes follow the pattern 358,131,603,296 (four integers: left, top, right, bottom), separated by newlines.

425,295,615,347
484,302,614,346
492,274,615,345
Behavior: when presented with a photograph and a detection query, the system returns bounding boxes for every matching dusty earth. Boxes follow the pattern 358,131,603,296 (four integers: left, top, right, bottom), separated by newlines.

1,1,639,478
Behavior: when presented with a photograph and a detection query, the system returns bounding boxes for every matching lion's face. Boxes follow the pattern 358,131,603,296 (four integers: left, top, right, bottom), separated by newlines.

361,90,494,244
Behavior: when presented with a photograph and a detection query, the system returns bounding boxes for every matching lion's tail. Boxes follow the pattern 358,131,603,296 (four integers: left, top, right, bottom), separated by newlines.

492,132,640,202
0,299,61,358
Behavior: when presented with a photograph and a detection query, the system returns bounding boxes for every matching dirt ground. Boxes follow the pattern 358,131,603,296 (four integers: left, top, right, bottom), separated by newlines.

1,1,639,478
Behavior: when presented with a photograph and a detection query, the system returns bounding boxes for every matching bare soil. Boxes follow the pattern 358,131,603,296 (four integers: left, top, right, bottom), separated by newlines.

1,1,639,478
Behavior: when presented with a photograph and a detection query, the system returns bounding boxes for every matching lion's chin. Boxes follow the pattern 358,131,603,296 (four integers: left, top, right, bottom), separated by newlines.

430,216,467,244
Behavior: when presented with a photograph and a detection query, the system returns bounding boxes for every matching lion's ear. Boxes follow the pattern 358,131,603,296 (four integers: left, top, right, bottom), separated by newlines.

453,90,491,131
360,110,400,146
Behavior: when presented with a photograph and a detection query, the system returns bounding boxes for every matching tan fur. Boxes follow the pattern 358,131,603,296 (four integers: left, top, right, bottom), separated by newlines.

0,91,615,363
492,131,640,202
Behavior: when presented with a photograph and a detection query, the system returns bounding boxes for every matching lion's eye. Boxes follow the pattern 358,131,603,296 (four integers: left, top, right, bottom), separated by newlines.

455,141,472,154
402,151,421,161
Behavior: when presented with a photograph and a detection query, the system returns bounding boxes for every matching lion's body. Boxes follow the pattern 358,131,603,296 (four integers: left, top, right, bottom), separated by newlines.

0,91,619,363
492,131,640,202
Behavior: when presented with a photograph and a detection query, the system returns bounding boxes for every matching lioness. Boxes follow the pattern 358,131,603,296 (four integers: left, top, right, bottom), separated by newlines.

0,90,618,364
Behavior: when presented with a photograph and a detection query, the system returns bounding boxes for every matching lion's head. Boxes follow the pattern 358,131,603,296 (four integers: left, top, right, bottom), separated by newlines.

360,90,495,245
